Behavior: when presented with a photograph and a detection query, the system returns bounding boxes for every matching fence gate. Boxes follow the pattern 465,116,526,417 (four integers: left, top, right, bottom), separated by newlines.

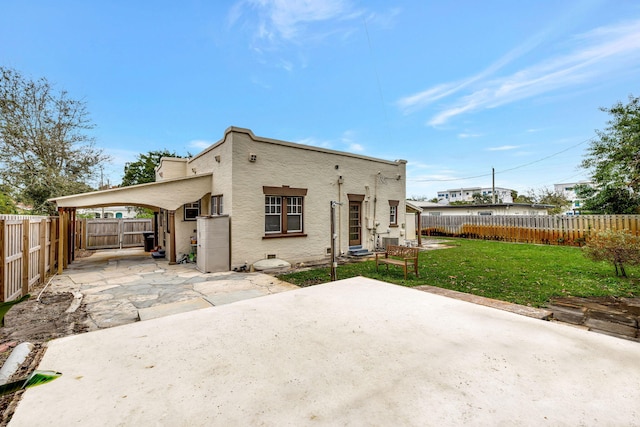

86,219,152,250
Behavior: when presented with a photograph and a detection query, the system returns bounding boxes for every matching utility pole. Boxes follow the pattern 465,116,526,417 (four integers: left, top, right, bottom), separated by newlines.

492,167,496,204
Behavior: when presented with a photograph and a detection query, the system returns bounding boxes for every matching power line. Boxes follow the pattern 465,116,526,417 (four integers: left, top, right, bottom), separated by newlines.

409,136,594,182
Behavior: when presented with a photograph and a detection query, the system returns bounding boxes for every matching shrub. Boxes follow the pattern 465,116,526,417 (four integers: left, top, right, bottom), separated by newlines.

583,229,640,277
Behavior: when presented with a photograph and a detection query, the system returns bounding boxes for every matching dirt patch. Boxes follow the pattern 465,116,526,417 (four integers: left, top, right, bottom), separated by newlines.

0,281,91,425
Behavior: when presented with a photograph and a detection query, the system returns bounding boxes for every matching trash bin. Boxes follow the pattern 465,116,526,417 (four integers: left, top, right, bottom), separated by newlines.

142,232,155,252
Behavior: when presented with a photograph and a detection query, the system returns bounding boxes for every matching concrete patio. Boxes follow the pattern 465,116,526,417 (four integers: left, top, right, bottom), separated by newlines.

49,248,299,329
10,273,640,426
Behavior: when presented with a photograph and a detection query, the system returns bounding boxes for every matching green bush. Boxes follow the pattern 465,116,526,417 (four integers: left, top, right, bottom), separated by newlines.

583,229,640,277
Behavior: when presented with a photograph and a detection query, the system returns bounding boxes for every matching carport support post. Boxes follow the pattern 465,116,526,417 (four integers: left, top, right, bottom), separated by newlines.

57,208,65,274
168,210,176,264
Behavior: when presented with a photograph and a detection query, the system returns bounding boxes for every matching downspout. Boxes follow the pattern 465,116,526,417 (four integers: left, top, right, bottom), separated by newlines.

373,172,379,249
338,176,343,254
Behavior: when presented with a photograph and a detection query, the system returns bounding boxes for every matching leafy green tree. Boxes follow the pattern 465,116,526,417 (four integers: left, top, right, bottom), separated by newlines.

0,67,108,215
580,95,640,213
513,194,534,204
121,150,183,187
471,192,496,204
583,229,640,277
0,191,17,214
536,189,570,215
575,184,640,214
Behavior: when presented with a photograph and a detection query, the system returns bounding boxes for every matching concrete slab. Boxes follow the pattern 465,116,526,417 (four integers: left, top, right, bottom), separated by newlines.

204,288,266,305
11,277,640,426
138,297,213,321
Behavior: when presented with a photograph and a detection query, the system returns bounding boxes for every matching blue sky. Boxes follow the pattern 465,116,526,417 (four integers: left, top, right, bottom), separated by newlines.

2,1,639,199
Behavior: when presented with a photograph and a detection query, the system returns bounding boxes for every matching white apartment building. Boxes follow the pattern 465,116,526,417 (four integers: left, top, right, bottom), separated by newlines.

436,187,514,204
554,181,594,214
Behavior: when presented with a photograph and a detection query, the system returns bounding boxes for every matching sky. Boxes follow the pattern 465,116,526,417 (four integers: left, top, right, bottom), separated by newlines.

2,0,640,199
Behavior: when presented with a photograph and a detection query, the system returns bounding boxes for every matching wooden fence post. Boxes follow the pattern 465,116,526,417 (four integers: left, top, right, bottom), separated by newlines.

49,218,57,275
0,220,4,301
58,210,65,274
22,219,29,296
39,219,46,284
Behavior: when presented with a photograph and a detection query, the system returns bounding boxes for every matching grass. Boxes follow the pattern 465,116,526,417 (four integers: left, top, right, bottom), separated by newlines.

277,238,640,307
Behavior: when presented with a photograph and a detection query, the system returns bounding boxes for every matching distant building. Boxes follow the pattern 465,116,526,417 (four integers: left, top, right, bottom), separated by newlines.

78,206,137,219
554,181,594,215
436,187,514,204
410,200,551,216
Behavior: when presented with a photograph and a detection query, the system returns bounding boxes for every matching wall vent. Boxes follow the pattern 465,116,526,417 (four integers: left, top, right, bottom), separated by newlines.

266,254,277,259
326,247,332,255
249,153,257,162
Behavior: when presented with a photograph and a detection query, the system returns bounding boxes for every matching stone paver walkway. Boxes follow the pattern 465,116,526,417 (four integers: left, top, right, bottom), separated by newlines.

50,248,298,330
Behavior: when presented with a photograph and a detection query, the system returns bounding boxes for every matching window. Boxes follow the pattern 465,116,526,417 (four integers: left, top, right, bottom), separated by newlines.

389,200,399,227
264,196,304,234
287,196,303,232
184,201,200,220
263,186,307,237
211,195,223,215
265,196,282,233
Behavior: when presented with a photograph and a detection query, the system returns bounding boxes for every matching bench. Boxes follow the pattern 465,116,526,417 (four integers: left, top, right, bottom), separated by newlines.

375,245,420,280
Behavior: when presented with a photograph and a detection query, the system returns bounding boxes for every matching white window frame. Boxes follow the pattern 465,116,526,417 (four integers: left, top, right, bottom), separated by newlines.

211,195,223,215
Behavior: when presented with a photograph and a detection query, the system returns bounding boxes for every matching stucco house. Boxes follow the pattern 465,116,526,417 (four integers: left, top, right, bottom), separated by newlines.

51,127,407,271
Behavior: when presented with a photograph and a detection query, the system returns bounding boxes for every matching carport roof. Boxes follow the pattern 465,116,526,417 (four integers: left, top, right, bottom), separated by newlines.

49,173,212,211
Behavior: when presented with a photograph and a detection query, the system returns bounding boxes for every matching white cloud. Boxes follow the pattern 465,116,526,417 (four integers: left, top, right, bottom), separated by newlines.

189,140,214,150
230,0,361,42
458,133,481,139
297,136,333,149
401,19,640,126
486,145,519,151
349,143,364,152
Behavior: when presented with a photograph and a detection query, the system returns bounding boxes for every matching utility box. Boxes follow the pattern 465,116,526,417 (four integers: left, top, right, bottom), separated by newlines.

196,215,230,273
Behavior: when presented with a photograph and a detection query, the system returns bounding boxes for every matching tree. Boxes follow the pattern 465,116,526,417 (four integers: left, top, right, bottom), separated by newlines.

513,193,534,204
0,191,17,214
121,150,183,187
0,67,108,215
575,184,639,214
580,95,640,213
471,192,496,204
583,229,640,277
535,188,570,215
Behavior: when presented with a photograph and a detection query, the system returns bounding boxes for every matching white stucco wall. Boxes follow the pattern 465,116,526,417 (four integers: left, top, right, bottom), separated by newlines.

152,127,407,268
227,131,406,267
156,158,188,180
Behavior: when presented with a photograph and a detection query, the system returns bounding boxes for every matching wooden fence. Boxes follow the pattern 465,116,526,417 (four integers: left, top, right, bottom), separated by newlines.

1,215,59,302
421,215,640,246
83,218,152,249
1,216,152,302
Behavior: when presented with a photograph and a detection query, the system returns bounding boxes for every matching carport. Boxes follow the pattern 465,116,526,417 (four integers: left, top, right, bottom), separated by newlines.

49,173,212,268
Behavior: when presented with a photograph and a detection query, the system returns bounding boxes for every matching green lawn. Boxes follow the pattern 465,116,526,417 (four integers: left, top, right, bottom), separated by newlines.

277,238,640,307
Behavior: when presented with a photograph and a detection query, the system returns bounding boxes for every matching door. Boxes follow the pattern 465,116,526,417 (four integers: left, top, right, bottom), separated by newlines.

349,201,361,246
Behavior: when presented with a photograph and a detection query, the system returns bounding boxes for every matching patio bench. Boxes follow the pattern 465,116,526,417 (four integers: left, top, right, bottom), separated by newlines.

375,245,420,280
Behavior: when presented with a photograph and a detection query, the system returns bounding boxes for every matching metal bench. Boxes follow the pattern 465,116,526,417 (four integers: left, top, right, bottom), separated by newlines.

375,245,420,280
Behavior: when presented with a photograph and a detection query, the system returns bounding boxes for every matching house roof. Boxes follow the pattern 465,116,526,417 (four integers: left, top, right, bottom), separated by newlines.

405,201,423,213
49,173,213,211
191,126,407,166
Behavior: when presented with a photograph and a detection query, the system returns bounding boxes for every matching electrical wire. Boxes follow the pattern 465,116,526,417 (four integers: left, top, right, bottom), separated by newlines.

409,136,594,182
